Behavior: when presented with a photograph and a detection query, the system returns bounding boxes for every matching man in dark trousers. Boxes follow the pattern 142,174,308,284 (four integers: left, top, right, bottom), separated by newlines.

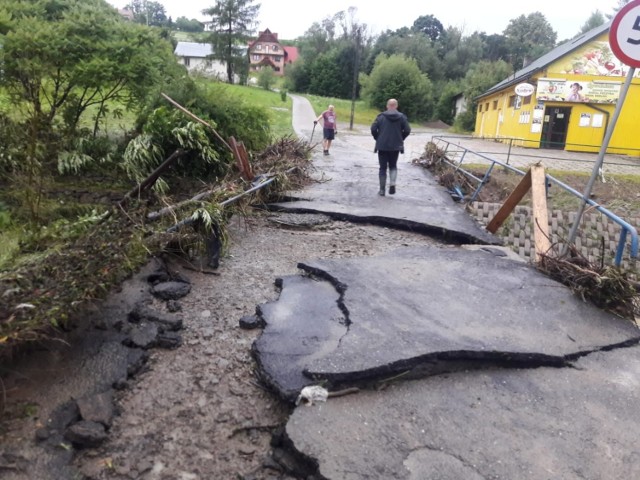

370,98,411,196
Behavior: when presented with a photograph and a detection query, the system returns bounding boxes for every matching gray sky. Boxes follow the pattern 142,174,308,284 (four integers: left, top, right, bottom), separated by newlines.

107,0,619,41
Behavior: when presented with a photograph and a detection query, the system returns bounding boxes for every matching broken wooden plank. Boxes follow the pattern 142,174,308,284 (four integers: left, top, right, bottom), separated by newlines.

486,169,532,234
530,163,551,261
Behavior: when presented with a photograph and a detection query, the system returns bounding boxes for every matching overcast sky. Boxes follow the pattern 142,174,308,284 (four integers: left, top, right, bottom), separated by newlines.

107,0,620,41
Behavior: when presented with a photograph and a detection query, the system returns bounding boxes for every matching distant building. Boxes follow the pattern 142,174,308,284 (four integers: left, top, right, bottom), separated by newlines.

174,42,238,82
453,93,467,117
248,29,298,76
117,8,134,21
475,21,639,154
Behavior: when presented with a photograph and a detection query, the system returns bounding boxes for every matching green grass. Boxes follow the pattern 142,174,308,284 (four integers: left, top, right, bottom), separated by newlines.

171,31,209,42
303,94,380,127
201,82,294,138
0,231,20,270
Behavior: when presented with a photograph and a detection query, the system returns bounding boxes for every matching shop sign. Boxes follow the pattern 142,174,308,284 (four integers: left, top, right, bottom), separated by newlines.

536,78,621,103
514,83,535,96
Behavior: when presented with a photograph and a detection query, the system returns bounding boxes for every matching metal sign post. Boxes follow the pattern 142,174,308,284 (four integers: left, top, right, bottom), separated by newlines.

564,0,640,253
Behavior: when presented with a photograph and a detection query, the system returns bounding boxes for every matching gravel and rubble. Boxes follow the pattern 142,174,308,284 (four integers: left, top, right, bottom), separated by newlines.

73,213,437,480
0,211,437,480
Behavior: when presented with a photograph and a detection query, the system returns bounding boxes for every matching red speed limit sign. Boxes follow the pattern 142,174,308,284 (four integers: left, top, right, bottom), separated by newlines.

610,0,640,67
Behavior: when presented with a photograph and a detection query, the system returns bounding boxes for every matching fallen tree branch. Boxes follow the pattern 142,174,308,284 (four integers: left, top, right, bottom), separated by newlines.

120,149,186,206
165,174,281,233
161,93,232,153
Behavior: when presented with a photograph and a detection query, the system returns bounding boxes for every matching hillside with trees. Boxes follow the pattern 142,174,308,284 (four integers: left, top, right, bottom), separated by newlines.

283,7,617,128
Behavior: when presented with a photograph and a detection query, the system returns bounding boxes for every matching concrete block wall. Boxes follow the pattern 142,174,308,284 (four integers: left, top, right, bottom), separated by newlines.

469,202,637,267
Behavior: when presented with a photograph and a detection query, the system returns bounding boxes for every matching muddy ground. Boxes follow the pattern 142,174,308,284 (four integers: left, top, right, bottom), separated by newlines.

1,211,438,480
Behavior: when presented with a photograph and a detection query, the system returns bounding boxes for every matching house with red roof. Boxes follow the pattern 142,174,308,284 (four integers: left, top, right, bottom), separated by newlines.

248,29,298,76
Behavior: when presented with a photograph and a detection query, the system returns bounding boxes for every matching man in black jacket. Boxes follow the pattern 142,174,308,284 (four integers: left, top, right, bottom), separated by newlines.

370,98,411,196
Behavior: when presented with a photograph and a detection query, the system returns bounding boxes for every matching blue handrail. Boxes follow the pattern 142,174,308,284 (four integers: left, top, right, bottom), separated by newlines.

430,136,639,266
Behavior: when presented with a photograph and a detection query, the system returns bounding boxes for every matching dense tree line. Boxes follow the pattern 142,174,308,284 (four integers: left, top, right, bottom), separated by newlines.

283,7,618,127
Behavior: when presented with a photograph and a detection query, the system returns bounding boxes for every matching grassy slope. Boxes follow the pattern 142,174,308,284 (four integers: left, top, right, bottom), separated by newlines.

304,94,381,127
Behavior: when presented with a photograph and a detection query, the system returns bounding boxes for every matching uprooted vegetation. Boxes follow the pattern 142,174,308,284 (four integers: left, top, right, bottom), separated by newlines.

0,85,313,355
414,141,640,323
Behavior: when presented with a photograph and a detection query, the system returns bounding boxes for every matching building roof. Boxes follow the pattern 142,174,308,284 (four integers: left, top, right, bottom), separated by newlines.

479,21,611,99
248,28,283,49
174,42,213,58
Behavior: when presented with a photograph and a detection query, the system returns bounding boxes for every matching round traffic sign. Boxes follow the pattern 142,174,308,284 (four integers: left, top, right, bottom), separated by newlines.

610,0,640,68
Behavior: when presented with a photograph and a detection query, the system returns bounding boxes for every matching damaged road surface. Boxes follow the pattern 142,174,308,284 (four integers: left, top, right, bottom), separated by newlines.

250,96,640,479
253,247,640,479
287,345,640,480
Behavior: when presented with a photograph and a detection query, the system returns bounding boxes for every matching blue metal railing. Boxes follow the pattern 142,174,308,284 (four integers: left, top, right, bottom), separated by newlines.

432,134,640,168
430,136,639,266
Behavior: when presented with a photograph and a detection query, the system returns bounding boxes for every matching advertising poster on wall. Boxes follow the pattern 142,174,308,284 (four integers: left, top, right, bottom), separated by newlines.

536,78,621,103
549,40,640,77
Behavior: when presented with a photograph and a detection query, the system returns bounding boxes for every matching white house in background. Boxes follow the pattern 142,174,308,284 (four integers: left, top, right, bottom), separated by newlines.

174,41,233,81
453,93,467,117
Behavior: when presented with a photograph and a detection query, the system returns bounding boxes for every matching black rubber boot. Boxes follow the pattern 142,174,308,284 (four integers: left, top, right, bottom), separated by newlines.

378,175,386,196
389,169,397,195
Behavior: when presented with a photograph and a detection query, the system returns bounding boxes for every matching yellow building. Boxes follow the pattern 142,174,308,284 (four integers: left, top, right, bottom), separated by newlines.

475,22,640,155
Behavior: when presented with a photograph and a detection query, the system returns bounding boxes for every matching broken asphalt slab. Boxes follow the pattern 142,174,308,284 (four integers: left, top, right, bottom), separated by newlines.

286,344,640,480
267,140,498,246
252,246,640,401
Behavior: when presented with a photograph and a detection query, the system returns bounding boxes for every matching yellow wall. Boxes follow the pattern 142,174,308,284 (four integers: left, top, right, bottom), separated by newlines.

474,32,640,156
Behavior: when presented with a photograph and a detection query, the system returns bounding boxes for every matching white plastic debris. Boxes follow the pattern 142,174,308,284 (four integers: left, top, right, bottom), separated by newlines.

295,385,329,406
15,303,36,310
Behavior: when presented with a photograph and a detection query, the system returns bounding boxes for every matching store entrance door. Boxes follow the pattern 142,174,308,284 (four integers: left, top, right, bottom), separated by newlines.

541,107,571,149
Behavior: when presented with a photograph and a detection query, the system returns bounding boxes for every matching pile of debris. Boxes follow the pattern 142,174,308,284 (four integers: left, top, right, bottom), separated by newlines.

537,247,639,322
412,141,480,202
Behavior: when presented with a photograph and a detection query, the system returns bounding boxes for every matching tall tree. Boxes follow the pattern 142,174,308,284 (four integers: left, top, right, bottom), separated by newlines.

503,12,557,70
203,0,260,84
438,28,486,80
579,10,605,34
126,0,168,26
291,8,371,99
455,59,513,131
411,14,444,42
174,16,204,32
367,30,444,81
0,0,179,218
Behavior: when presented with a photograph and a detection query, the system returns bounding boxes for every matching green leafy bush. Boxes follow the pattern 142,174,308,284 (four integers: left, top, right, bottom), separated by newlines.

360,54,433,121
127,80,272,186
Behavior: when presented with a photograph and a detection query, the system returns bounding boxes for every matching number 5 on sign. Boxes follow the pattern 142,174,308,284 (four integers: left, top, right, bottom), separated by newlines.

610,0,640,67
565,1,640,255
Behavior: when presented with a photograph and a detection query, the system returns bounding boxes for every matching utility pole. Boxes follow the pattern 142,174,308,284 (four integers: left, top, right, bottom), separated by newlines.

349,26,362,131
